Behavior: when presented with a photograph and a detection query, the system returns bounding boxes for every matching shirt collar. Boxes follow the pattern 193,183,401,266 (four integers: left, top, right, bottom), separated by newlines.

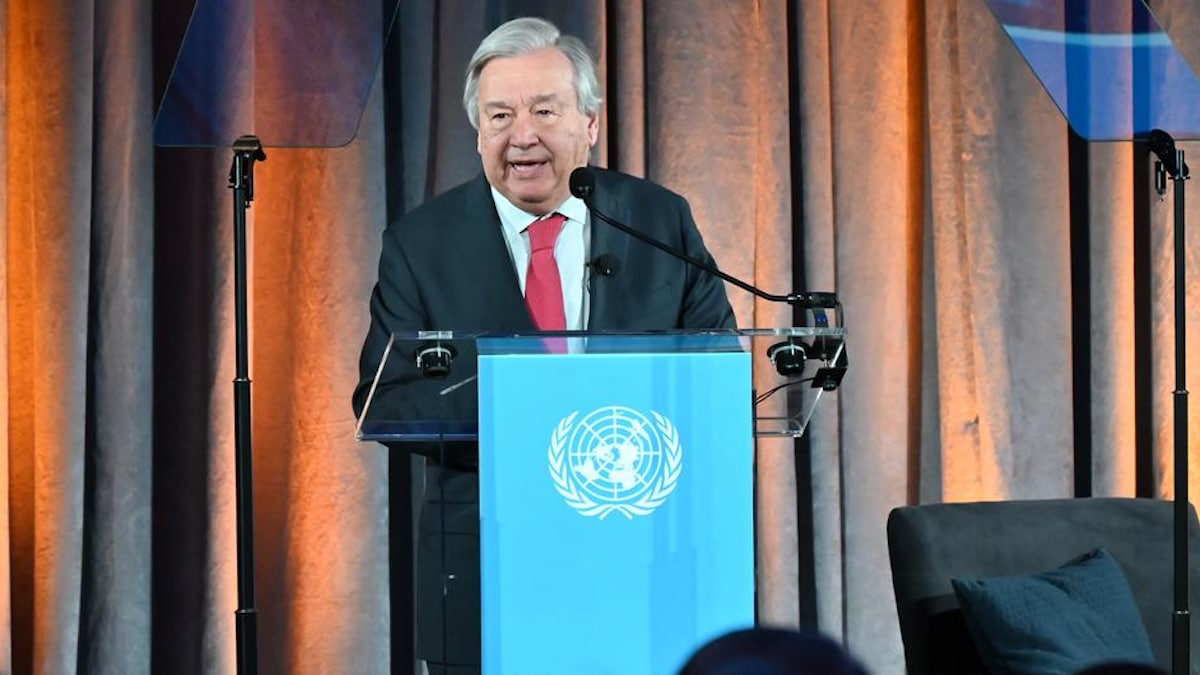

490,186,589,238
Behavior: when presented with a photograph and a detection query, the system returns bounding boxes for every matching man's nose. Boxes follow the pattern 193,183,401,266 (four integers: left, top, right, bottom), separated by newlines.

509,113,538,146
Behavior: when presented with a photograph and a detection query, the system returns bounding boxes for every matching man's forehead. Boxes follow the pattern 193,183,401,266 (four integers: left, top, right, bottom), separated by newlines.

479,49,573,84
482,92,568,108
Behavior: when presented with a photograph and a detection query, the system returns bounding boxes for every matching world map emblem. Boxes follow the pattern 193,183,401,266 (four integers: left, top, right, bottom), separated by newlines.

547,406,683,519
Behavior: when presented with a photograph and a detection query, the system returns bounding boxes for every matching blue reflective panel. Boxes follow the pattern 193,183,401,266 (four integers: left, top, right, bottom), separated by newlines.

154,0,400,147
982,0,1200,141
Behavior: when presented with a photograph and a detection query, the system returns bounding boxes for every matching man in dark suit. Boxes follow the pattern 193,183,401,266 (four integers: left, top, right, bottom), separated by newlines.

353,16,735,675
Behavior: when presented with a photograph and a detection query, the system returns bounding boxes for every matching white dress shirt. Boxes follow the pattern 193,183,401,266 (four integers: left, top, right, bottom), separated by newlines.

491,187,592,330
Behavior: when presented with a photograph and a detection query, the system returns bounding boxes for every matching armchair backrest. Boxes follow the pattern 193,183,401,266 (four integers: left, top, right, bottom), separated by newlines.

886,498,1200,674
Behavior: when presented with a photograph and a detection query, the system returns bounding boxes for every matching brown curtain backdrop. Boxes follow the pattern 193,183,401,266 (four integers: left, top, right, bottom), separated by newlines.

4,1,1200,673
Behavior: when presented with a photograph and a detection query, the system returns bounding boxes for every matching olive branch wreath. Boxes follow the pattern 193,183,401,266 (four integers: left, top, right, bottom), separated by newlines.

547,409,683,520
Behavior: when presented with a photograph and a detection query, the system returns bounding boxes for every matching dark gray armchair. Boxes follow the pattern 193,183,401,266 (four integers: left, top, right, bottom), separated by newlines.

887,498,1200,674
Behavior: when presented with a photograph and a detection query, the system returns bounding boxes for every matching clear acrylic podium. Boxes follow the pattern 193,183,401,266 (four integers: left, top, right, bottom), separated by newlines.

356,328,846,674
357,328,848,443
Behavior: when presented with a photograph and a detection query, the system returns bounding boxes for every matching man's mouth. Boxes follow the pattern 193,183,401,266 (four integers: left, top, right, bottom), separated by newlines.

509,159,550,176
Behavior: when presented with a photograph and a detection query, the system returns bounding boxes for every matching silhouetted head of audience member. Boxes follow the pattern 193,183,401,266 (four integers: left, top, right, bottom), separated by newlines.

1074,662,1167,675
678,627,868,675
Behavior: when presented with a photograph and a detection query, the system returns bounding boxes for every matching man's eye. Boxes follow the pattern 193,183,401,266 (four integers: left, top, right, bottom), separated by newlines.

492,112,510,121
535,108,555,116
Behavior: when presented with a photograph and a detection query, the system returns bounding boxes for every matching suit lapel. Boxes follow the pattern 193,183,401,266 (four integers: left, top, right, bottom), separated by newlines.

451,176,536,331
587,169,632,330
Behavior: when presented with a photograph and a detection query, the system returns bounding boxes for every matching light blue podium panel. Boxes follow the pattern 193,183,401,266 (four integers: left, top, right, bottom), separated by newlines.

477,338,755,675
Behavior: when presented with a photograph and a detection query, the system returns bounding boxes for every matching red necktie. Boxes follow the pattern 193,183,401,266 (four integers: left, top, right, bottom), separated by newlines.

524,213,567,330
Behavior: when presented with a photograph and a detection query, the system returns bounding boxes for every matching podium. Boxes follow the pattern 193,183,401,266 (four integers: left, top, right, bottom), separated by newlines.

357,328,845,673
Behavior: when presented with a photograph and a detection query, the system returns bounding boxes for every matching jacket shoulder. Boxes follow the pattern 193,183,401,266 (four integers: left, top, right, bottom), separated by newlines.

386,176,490,236
590,167,687,206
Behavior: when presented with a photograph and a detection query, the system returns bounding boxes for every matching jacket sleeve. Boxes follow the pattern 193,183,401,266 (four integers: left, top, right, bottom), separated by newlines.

353,223,482,416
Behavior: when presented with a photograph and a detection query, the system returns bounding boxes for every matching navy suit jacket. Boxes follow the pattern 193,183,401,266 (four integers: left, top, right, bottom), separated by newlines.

353,166,736,429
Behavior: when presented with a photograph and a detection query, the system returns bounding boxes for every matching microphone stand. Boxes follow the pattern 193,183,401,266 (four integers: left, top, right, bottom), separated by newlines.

1147,129,1191,675
229,134,266,675
569,167,845,386
583,200,835,310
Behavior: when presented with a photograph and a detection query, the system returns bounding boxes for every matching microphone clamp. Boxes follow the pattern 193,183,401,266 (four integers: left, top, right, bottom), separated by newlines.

767,339,809,377
415,342,456,379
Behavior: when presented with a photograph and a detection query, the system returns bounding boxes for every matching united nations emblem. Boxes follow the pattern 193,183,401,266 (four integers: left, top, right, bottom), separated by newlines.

547,406,683,519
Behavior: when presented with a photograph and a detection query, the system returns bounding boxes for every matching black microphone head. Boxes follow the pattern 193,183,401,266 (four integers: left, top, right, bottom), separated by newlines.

569,166,596,199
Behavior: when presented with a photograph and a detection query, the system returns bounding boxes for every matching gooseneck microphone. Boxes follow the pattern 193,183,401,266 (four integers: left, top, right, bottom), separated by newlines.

569,166,843,380
570,167,836,310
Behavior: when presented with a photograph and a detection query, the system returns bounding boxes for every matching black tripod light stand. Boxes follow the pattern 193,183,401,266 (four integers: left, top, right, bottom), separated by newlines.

228,134,266,675
1146,128,1191,675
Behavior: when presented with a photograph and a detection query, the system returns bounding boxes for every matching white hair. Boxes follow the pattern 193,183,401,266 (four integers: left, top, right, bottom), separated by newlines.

463,17,602,129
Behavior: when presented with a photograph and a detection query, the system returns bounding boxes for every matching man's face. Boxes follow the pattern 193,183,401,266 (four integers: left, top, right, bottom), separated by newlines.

476,47,599,215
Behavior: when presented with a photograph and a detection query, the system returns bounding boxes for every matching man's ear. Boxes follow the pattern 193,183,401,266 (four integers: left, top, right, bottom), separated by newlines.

586,112,600,146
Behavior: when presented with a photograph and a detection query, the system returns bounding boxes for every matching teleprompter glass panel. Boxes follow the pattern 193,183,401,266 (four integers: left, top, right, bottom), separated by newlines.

154,0,400,147
981,0,1200,141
